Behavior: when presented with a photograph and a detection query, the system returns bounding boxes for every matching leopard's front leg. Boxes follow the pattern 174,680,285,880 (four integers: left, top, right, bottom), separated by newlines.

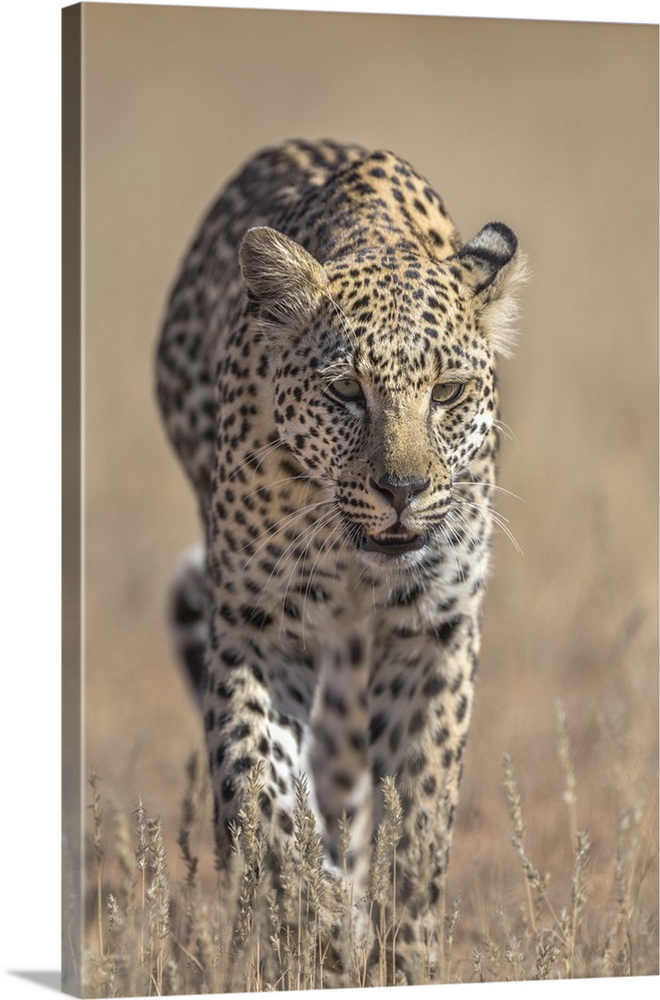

305,630,372,876
204,672,302,871
205,612,375,987
204,611,315,870
367,615,480,982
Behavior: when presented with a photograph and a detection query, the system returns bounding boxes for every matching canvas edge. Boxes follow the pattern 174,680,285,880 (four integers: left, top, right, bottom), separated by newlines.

62,3,83,996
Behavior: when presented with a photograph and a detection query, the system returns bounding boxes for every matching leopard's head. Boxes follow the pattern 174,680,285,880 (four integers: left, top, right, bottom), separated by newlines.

240,224,525,566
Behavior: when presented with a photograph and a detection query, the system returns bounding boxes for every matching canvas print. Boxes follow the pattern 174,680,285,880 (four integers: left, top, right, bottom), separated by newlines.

62,3,659,996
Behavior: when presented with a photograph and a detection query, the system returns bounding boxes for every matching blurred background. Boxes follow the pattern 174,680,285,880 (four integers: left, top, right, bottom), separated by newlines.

79,2,657,967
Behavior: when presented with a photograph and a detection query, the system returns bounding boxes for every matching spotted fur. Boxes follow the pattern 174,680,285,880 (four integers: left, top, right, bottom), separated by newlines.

156,139,525,979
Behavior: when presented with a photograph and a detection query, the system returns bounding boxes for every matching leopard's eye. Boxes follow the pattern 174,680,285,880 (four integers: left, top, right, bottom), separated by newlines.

431,382,465,406
327,377,364,403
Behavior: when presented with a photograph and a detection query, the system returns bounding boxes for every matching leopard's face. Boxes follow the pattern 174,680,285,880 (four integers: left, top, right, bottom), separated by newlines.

261,248,498,567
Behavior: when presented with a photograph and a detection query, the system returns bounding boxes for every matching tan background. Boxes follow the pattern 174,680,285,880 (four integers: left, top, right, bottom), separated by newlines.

80,1,658,958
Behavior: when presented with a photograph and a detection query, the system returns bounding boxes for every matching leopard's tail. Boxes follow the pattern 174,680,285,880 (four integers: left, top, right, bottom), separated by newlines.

167,543,208,705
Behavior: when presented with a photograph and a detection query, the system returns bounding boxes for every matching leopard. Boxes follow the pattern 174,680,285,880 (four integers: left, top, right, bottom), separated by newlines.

156,138,525,981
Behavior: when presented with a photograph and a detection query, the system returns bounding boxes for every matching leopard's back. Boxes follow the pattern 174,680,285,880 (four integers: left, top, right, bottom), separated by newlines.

156,140,367,502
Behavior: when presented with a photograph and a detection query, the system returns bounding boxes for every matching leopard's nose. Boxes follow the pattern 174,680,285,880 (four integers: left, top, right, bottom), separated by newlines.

370,473,430,516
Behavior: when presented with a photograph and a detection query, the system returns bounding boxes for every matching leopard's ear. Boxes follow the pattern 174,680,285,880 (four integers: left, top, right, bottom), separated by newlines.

452,222,528,356
239,227,328,325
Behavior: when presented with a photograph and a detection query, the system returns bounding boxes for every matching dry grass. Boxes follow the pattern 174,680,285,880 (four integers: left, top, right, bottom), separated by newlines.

80,698,657,996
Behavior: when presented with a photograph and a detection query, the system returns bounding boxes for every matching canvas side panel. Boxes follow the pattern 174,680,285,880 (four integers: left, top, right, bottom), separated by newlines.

62,4,82,996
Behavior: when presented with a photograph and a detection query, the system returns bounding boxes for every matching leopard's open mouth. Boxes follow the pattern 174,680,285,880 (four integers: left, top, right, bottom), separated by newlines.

360,522,428,557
